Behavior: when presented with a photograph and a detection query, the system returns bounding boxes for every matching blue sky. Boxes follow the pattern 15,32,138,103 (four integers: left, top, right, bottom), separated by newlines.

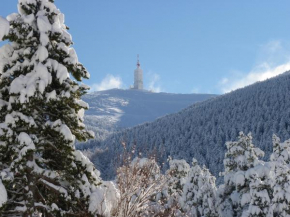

1,0,290,94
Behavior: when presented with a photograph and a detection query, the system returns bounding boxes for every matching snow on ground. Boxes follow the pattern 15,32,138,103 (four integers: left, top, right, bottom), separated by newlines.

81,88,216,144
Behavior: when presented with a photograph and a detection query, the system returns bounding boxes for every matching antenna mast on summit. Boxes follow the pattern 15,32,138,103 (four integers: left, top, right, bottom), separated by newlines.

137,54,140,67
134,54,143,90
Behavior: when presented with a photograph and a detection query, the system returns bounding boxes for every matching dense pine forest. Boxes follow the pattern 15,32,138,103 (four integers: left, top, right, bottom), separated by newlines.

90,71,290,182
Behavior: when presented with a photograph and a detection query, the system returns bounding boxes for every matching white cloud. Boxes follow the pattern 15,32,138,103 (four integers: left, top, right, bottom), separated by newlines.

220,62,290,93
256,40,290,66
220,78,229,85
219,40,290,93
147,73,162,92
91,74,123,91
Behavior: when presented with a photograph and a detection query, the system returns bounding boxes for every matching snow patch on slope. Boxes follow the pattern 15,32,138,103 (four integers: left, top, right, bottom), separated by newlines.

80,89,216,146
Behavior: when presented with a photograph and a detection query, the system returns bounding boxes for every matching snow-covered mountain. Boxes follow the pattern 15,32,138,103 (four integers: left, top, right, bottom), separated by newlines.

90,71,290,182
81,89,216,146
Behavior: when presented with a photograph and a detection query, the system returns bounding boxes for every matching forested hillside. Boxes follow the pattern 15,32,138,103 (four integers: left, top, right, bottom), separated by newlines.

80,89,216,146
91,71,290,182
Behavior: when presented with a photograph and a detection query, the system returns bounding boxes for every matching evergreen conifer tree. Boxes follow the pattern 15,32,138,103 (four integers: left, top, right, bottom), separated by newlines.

217,132,264,217
180,158,218,217
199,166,218,217
165,158,190,199
246,163,273,217
180,158,202,215
160,158,190,214
0,0,101,216
270,135,290,216
271,134,290,164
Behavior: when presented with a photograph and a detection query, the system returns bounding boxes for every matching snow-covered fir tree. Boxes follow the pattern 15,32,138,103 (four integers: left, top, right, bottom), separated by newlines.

200,166,218,217
180,158,218,217
165,158,190,200
217,132,264,217
271,134,290,164
151,158,190,216
270,135,290,217
180,158,202,215
0,0,101,216
245,163,273,217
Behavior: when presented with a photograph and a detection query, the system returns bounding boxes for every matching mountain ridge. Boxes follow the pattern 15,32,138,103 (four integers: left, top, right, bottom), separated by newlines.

80,89,217,148
90,71,290,182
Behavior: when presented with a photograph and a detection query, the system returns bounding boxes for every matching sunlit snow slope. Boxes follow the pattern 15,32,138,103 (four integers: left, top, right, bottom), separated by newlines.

81,89,217,144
